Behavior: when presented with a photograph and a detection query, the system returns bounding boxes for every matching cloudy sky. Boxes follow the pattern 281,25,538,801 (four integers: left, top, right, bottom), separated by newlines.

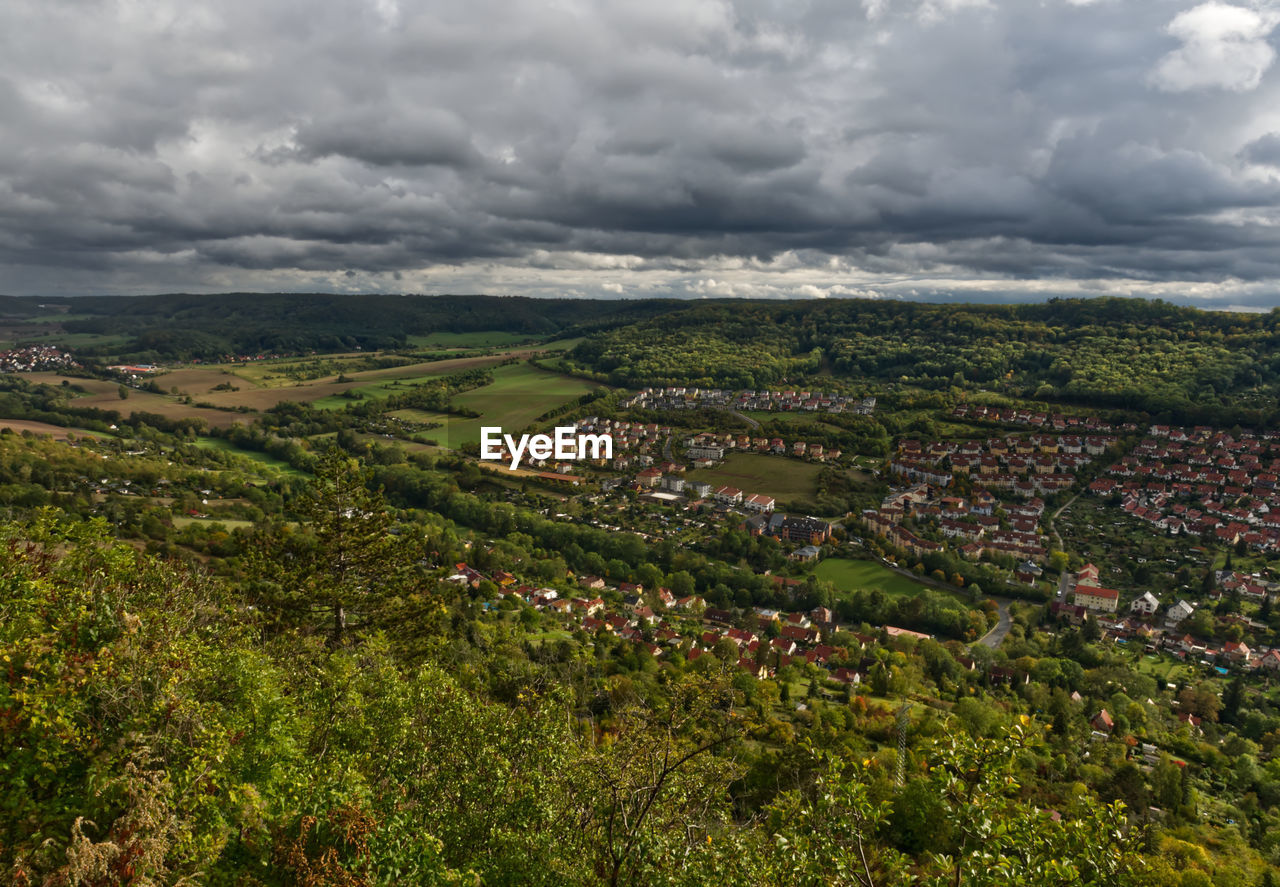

4,0,1280,306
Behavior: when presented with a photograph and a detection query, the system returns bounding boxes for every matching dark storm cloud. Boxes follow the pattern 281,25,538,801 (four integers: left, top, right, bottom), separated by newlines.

3,0,1280,302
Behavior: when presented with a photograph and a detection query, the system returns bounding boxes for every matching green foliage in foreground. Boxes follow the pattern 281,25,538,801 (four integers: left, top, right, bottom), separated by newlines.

2,513,1154,885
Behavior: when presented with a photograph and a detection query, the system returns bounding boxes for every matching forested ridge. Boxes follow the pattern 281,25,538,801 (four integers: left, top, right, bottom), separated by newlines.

0,294,680,361
563,298,1280,424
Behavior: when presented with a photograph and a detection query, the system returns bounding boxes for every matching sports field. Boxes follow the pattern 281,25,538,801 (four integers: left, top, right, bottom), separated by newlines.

814,558,933,598
685,453,824,501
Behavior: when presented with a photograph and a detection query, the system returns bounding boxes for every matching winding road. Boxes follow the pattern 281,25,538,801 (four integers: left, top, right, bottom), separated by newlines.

727,408,761,429
976,598,1013,649
1045,491,1080,552
870,556,1015,649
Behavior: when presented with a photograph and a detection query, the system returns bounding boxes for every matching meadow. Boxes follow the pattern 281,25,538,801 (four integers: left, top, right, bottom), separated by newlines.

171,516,255,530
191,437,310,477
406,331,539,349
438,363,600,448
814,558,936,598
685,453,824,501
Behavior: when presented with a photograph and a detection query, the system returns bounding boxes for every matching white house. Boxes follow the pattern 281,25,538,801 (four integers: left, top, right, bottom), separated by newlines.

1164,599,1196,628
1130,592,1160,616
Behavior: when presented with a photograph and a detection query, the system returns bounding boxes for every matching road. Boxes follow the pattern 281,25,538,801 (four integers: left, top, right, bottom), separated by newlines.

976,598,1012,649
1045,492,1080,552
727,408,761,429
662,434,673,462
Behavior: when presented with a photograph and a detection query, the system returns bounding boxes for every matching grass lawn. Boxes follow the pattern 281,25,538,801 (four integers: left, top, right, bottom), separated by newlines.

814,558,935,598
1133,654,1196,686
685,453,824,502
435,362,600,448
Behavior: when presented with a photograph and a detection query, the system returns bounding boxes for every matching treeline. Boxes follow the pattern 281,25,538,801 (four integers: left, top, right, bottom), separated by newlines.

36,293,681,362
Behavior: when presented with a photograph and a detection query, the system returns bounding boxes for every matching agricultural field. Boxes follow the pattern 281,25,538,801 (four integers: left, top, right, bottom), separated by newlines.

157,353,521,411
685,453,825,502
0,419,107,440
538,337,584,352
156,367,258,394
438,363,600,448
814,558,936,598
406,331,539,349
24,372,254,429
171,516,254,530
388,408,451,424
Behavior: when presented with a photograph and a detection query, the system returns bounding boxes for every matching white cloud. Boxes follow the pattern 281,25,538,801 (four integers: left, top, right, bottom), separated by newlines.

1151,2,1278,92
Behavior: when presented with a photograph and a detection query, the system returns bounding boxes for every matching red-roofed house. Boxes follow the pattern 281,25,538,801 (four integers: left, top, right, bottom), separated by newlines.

1073,584,1119,613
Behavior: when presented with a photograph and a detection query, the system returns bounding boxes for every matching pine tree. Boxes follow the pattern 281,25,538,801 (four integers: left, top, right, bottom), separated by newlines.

1222,674,1245,725
247,449,410,645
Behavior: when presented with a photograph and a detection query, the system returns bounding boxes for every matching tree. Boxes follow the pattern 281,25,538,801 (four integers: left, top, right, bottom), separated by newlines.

1222,675,1245,725
765,724,1147,887
247,450,411,645
571,671,747,887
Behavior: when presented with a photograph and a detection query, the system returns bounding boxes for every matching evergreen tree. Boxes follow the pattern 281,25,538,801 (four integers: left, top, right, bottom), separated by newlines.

1223,674,1245,725
247,449,411,645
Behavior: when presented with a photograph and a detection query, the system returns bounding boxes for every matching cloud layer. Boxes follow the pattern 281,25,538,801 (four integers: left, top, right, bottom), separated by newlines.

3,0,1280,305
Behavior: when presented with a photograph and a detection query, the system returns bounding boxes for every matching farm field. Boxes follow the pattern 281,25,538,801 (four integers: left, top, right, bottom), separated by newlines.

538,337,584,352
172,516,254,530
166,353,523,411
0,419,108,439
24,373,255,429
814,558,935,598
439,363,600,448
685,453,824,502
388,408,451,424
155,367,259,394
406,331,538,349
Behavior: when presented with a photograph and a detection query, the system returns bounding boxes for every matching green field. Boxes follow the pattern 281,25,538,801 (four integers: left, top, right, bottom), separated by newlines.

744,411,844,431
172,516,254,530
438,363,599,448
309,368,476,410
388,408,452,424
192,437,310,478
538,337,584,352
814,558,935,598
406,331,538,349
685,453,824,502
